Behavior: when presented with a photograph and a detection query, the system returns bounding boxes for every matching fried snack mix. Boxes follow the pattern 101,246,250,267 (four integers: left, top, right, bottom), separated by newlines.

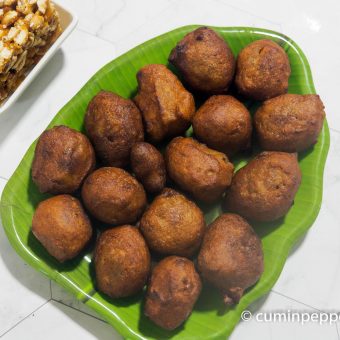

0,0,61,102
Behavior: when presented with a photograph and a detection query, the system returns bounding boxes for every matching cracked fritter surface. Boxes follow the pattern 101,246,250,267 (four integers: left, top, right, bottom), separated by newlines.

254,94,325,152
198,213,263,305
144,256,201,330
81,167,147,225
235,39,291,100
134,64,195,142
224,151,301,221
165,137,234,203
169,26,235,93
32,125,95,194
193,95,252,157
140,188,205,257
32,195,93,262
94,226,150,298
85,90,144,167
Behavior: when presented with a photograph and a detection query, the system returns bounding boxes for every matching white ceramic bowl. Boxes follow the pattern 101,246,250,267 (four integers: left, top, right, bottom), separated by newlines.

0,2,78,115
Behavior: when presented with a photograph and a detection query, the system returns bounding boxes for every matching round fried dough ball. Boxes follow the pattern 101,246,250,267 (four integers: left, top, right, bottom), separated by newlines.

134,64,195,143
254,94,325,152
169,26,235,93
165,137,234,203
198,214,263,305
145,256,201,330
130,142,166,193
235,39,291,100
193,95,252,157
81,167,147,225
94,226,150,298
140,188,205,257
32,126,95,194
224,151,301,221
85,91,144,167
32,195,92,262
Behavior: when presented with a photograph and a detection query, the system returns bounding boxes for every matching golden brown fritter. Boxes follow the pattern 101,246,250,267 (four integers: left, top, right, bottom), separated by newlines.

165,137,234,203
32,195,92,262
193,95,252,157
134,64,195,143
81,167,147,225
85,91,144,167
224,151,301,221
235,39,291,100
254,94,325,152
130,142,166,193
169,26,235,93
144,256,201,330
198,213,263,305
140,188,205,257
32,125,95,194
94,226,150,298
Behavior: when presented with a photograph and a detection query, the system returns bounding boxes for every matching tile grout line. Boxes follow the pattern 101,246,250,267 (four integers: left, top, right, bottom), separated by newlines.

271,290,325,312
336,323,340,340
76,27,117,47
214,0,283,26
0,299,51,338
330,127,340,134
270,290,340,337
51,299,107,324
93,0,175,48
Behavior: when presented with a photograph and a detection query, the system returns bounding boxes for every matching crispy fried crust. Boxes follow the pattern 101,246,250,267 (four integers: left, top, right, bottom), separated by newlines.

130,142,166,193
165,137,234,203
198,213,263,305
254,94,325,152
235,39,291,101
134,64,195,142
32,125,96,194
169,26,235,93
94,226,150,298
193,95,252,157
224,151,301,221
140,188,205,257
81,167,147,225
144,256,201,330
32,195,92,262
85,91,144,167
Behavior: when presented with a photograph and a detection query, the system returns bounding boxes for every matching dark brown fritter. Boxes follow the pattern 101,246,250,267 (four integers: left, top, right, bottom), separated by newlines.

193,95,252,157
81,167,147,225
235,39,291,101
94,226,150,298
32,195,93,262
198,213,263,305
254,94,325,152
140,188,205,257
169,26,235,93
85,90,144,167
165,137,234,203
134,64,195,143
130,142,166,193
224,151,301,221
32,125,95,194
144,256,202,330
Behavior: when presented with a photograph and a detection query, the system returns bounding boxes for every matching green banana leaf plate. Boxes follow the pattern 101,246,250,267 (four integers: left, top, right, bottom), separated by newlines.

0,25,330,339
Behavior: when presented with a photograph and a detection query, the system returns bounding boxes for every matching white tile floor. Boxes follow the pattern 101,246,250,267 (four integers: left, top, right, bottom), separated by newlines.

0,0,339,339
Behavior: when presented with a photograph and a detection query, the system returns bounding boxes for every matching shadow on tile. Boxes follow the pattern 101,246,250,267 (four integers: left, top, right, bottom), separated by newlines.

50,300,122,340
0,223,50,301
